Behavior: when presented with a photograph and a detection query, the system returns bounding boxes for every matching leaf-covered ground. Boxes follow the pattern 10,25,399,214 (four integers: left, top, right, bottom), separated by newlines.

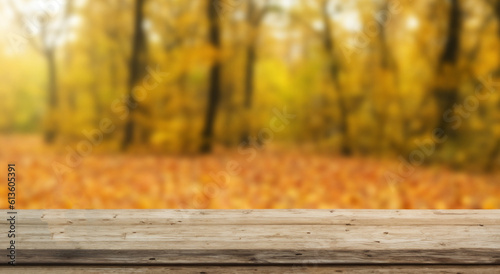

1,135,499,209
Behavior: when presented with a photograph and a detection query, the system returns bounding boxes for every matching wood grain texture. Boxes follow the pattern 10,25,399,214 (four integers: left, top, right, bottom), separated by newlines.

0,210,499,265
1,265,499,274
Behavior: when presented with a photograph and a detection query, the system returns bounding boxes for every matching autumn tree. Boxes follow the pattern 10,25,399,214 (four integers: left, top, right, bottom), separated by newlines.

103,1,129,102
200,0,222,153
374,0,399,154
486,0,500,170
433,0,462,135
239,0,274,145
495,0,500,37
122,0,148,150
9,0,72,143
320,0,351,155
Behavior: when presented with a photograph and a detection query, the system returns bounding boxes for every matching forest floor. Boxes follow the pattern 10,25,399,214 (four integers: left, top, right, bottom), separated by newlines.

1,135,499,209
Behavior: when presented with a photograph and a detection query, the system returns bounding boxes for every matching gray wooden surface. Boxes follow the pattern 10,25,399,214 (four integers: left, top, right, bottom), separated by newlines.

2,265,500,273
0,209,498,268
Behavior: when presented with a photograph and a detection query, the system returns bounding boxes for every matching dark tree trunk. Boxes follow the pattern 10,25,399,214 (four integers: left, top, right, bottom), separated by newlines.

240,1,258,145
121,0,147,150
487,0,500,170
321,0,351,156
240,44,257,144
377,1,393,70
441,0,461,64
90,53,102,121
200,0,222,153
434,0,461,135
487,140,500,171
44,49,58,143
493,0,500,37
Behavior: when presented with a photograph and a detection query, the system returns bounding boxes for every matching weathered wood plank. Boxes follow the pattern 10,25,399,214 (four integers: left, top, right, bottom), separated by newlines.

1,210,499,265
13,248,500,265
9,209,500,226
1,265,499,274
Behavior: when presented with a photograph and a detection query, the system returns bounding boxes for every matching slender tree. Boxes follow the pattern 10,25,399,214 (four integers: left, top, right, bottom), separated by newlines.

240,0,270,145
200,0,222,153
121,0,147,150
486,0,500,170
44,44,58,142
433,0,461,134
375,0,401,153
321,0,351,155
376,1,395,70
104,1,128,100
9,0,72,143
496,0,500,37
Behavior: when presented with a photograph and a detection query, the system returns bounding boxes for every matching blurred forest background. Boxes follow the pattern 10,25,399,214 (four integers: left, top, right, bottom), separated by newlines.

1,0,500,209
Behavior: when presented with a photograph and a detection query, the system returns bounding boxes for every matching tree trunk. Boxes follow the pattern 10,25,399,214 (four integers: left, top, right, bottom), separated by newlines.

487,0,500,170
321,0,351,156
44,49,58,143
121,0,147,150
90,52,102,122
378,1,392,70
376,0,401,154
240,1,258,145
109,48,119,96
200,0,222,153
496,0,500,37
433,0,461,136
